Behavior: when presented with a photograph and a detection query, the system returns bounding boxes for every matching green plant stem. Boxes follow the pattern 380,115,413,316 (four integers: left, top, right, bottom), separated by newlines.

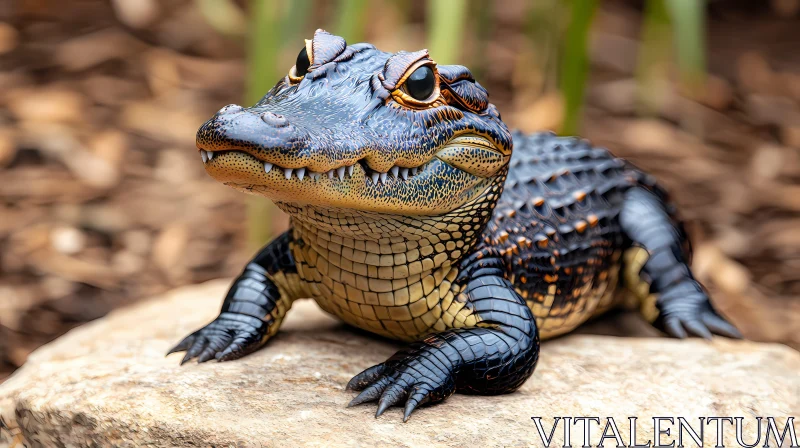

245,0,283,249
636,0,673,115
470,0,491,80
286,0,313,44
559,0,597,136
667,0,706,94
526,0,562,94
427,0,468,65
335,0,369,43
246,0,281,105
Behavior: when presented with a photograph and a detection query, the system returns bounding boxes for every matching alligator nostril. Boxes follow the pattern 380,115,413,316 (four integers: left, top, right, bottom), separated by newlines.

218,104,244,115
260,112,289,127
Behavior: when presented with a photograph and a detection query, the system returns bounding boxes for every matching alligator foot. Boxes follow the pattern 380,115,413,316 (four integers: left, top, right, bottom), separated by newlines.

167,312,267,364
656,279,742,340
346,344,457,422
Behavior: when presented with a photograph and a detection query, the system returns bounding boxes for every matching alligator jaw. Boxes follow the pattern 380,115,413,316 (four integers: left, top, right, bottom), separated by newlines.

202,148,492,215
198,150,429,186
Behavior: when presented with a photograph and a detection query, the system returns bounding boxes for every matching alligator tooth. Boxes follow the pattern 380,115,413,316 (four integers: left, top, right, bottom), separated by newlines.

200,150,208,163
207,151,214,161
336,167,345,180
284,168,293,179
411,167,418,175
310,172,321,181
296,168,306,180
347,165,354,177
390,166,399,178
264,162,273,173
379,172,388,183
371,172,380,184
327,170,334,179
400,168,409,180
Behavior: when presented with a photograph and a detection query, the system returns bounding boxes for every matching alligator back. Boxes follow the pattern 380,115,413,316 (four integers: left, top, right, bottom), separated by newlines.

484,132,647,338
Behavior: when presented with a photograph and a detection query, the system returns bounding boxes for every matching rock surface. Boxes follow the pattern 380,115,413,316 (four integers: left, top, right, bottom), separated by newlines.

1,280,798,447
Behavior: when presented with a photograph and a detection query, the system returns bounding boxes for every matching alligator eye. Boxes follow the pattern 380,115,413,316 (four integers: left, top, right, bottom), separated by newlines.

405,65,435,100
295,46,310,76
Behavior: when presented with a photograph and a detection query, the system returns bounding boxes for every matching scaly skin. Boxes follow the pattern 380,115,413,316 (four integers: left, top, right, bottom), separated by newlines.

169,30,740,421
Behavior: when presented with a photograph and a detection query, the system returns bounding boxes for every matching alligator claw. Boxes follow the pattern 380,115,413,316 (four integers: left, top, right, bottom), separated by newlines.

656,280,742,340
701,312,742,339
345,364,385,391
167,313,267,364
346,350,457,422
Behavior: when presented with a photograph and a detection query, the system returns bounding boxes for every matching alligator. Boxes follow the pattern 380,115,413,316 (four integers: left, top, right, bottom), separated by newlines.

169,30,740,421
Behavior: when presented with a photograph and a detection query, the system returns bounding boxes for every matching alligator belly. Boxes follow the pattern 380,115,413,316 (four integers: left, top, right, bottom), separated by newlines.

293,243,478,343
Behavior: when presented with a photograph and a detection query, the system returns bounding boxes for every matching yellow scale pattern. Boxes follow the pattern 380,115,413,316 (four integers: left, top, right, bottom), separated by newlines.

523,260,622,339
622,246,660,323
271,190,637,342
275,198,494,341
260,271,307,343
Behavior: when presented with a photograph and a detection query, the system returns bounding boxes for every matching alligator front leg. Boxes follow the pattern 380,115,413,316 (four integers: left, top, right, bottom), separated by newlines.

346,250,539,421
168,232,298,364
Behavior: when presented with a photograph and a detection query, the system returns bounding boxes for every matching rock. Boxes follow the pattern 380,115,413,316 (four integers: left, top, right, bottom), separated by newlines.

1,281,798,447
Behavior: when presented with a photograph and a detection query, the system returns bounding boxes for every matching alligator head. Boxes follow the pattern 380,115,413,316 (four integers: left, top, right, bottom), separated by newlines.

196,29,512,216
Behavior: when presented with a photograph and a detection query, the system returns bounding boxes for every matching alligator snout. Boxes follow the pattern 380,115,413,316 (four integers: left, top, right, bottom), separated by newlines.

196,104,300,157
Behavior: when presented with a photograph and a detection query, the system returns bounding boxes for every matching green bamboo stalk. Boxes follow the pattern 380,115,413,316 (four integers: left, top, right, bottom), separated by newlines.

334,0,370,43
245,0,283,250
559,0,598,136
286,0,314,44
246,0,282,105
470,0,491,80
667,0,706,94
636,0,673,115
526,0,563,94
427,0,468,65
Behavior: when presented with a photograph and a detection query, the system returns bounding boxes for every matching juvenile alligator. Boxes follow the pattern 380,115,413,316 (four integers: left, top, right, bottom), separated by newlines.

169,30,740,421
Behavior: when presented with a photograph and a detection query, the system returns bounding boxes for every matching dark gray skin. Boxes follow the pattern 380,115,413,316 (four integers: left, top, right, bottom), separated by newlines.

194,30,512,214
169,29,741,422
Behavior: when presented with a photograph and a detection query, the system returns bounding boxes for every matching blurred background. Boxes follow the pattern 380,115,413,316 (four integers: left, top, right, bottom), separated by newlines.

1,0,799,382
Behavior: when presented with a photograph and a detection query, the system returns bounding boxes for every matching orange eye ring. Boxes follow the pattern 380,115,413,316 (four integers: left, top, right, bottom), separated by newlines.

390,60,444,109
288,39,313,84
